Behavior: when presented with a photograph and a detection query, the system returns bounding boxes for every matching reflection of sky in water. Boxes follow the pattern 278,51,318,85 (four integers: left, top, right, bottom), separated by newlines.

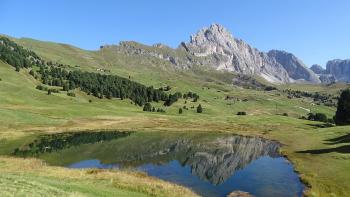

68,156,304,197
68,159,119,169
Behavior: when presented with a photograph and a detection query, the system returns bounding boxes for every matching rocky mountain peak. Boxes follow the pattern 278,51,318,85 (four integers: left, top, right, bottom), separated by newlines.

182,24,292,83
309,64,335,84
189,23,234,47
107,24,332,84
310,64,325,74
267,50,321,83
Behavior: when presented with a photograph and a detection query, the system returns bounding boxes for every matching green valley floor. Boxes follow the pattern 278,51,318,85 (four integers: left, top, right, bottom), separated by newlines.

0,39,349,196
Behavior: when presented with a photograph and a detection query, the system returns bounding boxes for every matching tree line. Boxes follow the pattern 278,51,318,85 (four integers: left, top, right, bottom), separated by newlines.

13,131,131,157
300,89,350,126
0,36,200,109
39,67,184,106
283,89,337,107
0,37,40,71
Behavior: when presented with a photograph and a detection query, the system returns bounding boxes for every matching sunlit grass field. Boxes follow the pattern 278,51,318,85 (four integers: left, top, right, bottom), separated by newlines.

0,37,349,196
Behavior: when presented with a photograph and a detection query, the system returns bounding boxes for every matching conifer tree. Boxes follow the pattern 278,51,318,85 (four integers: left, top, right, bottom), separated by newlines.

197,104,203,113
335,89,350,125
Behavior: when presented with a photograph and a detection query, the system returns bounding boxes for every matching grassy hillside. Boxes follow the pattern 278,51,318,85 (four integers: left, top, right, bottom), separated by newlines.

0,37,349,196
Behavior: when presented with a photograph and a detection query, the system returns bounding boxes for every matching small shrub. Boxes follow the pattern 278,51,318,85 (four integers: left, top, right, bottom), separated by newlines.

282,113,288,116
265,86,277,91
29,70,35,76
143,103,152,112
327,118,335,124
157,108,165,113
237,112,247,116
179,108,183,114
67,92,76,97
307,112,328,123
36,85,48,91
86,169,102,175
164,86,171,91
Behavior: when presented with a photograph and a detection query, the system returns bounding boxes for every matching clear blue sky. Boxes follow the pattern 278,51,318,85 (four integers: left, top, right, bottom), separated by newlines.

1,0,349,67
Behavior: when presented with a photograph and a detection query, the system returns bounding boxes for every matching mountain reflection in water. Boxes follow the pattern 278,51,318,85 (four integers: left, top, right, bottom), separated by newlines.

24,132,302,197
183,136,280,185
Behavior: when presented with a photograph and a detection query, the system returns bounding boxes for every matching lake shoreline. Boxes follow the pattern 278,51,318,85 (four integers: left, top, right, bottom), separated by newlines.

8,130,305,196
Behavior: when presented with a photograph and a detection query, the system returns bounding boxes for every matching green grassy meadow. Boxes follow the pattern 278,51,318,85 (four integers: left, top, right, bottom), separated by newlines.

0,37,349,196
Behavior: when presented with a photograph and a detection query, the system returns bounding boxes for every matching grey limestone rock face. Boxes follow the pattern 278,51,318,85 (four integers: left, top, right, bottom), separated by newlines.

105,24,332,84
310,64,326,74
326,59,350,82
318,74,336,84
181,24,292,83
267,50,321,83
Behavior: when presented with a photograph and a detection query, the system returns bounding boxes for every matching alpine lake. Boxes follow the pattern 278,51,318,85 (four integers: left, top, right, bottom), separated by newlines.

12,131,304,197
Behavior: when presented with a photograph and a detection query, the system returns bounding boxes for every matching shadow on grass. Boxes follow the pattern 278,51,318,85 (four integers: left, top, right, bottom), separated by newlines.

297,133,350,154
305,123,335,129
297,145,350,154
325,133,350,144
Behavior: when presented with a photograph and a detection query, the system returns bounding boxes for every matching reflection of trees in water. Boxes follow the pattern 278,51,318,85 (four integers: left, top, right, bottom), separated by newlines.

13,131,131,157
13,132,280,185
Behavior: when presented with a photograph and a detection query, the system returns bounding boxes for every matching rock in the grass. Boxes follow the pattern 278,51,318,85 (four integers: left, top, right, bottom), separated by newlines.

226,190,254,197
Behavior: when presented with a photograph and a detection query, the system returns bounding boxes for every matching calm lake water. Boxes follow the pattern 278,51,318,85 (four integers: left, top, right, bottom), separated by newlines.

16,132,305,197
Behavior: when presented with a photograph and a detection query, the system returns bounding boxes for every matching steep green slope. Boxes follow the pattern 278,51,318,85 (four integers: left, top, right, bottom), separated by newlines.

7,37,342,116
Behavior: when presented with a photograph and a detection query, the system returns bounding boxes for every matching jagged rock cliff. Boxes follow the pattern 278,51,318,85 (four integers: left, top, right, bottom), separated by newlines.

310,64,335,84
267,50,320,83
309,61,350,83
326,59,350,82
310,64,326,74
102,41,195,69
103,24,327,84
180,24,293,83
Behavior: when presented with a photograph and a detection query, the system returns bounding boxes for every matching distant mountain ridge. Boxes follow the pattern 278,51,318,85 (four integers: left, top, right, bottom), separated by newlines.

310,60,350,83
6,24,349,85
326,59,350,82
107,24,330,84
267,50,320,83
